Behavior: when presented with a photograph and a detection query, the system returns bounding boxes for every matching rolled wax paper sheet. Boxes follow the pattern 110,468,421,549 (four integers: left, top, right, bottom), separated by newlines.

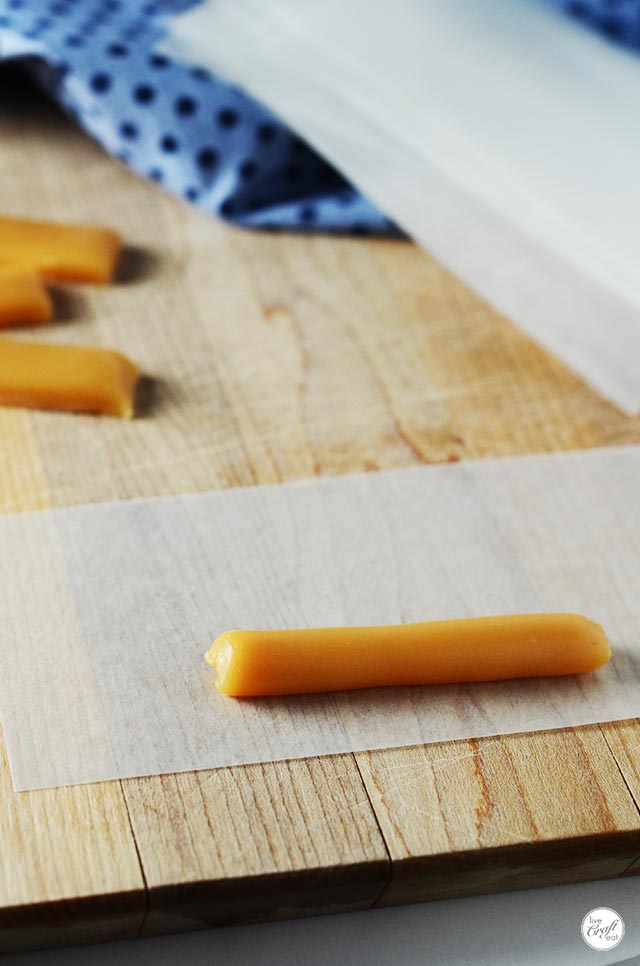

167,0,640,413
1,445,639,791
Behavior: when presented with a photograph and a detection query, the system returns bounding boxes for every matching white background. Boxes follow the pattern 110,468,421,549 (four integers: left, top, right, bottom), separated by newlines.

5,876,640,965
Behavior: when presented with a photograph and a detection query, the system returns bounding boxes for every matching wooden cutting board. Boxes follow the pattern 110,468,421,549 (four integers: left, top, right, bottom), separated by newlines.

1,79,639,955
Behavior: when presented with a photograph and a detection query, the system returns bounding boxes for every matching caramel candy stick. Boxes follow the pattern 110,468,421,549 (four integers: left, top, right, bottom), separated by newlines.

0,216,121,283
205,613,611,697
0,267,52,326
0,340,140,418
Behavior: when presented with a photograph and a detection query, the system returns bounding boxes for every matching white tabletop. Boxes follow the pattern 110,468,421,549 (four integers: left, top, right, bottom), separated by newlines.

6,875,639,965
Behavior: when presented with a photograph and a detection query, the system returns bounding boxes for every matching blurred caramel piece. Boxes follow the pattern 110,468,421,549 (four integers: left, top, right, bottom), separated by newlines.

0,216,121,283
0,340,140,417
0,266,52,326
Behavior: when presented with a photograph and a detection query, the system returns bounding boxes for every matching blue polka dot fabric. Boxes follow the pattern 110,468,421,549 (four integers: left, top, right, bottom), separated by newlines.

552,0,640,46
1,2,638,234
0,0,397,235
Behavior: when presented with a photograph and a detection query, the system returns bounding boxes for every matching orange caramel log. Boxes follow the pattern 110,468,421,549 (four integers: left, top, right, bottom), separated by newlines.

0,216,121,283
0,340,140,417
205,613,611,697
0,266,52,326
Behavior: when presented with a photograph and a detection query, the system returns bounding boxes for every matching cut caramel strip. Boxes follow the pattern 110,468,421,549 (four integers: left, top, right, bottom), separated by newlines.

0,216,121,283
0,340,140,418
205,613,611,697
0,266,52,326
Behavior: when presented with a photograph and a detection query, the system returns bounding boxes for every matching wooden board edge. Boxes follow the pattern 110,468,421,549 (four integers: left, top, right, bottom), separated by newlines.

374,829,640,907
0,887,146,955
140,859,391,937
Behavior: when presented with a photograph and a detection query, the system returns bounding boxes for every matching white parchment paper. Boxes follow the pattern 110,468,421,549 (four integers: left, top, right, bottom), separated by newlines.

166,0,640,412
1,446,639,791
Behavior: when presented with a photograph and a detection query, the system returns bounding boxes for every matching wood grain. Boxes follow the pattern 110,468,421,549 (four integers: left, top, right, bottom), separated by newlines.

1,72,639,952
0,78,390,951
600,720,640,821
0,738,145,952
125,758,388,935
0,392,145,952
343,246,640,904
358,729,640,905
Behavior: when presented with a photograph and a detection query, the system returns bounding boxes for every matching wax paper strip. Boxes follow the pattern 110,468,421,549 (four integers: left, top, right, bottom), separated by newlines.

0,445,639,791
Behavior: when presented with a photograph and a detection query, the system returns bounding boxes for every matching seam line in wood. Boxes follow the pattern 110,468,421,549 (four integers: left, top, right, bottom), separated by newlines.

119,778,151,937
598,724,640,821
618,854,640,877
597,722,640,875
350,754,394,907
